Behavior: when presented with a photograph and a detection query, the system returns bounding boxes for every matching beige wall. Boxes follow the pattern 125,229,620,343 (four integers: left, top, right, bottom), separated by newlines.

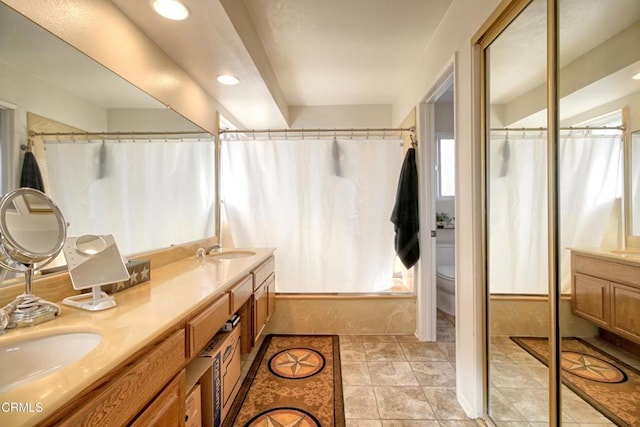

266,295,416,335
490,297,598,338
399,107,417,151
391,0,503,417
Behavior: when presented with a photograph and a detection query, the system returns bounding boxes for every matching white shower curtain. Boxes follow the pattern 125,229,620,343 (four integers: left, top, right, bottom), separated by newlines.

45,138,216,255
221,138,403,293
489,131,622,294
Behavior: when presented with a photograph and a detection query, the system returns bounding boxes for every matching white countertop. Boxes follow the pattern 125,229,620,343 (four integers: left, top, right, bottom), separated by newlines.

0,248,274,426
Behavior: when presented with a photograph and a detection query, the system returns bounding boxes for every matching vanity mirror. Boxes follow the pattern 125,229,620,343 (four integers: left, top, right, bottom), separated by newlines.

0,188,66,329
62,234,129,311
0,2,216,288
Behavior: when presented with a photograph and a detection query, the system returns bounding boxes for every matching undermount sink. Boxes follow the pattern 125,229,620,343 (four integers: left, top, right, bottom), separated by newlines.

208,249,256,260
0,332,102,393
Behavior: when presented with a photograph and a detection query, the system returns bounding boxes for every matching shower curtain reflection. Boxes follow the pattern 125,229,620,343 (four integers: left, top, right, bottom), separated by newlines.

489,131,622,295
45,138,216,255
221,138,403,293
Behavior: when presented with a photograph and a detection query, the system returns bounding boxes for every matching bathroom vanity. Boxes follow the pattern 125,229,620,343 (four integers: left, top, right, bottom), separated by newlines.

0,248,275,426
571,248,640,345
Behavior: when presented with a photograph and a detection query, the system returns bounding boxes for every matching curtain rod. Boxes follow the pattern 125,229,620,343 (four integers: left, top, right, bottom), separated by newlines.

219,126,415,135
28,130,214,138
490,125,625,131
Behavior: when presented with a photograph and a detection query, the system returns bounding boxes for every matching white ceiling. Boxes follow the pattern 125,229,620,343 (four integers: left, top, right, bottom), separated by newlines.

2,0,639,130
111,0,453,128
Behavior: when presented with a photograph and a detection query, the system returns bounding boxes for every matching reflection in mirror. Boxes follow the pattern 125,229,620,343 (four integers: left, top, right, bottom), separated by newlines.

0,188,66,329
485,1,550,423
0,3,216,287
558,0,640,425
631,131,640,236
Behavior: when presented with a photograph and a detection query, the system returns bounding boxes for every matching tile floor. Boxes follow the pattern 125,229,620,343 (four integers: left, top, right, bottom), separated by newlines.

241,312,636,426
339,312,475,426
488,335,640,426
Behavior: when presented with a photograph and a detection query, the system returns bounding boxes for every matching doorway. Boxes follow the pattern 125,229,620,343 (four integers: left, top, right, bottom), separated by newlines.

417,64,456,346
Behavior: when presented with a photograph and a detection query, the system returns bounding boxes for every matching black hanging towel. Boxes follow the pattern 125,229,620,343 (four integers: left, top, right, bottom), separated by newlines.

20,149,45,192
390,147,419,268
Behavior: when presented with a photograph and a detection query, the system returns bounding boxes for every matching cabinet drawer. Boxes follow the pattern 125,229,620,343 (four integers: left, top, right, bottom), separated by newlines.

59,329,185,426
130,369,186,427
187,294,230,359
229,275,252,314
573,254,640,288
611,282,640,341
253,256,275,290
572,273,610,326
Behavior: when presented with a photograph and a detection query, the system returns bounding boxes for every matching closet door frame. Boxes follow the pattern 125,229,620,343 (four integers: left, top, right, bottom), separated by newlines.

472,0,562,424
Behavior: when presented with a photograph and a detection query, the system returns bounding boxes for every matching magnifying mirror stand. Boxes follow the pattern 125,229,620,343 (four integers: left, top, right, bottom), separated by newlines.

3,267,60,328
63,286,116,311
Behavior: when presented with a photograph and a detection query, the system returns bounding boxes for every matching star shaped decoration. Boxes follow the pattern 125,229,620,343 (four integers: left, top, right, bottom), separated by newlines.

262,414,309,427
116,280,126,291
130,270,139,284
274,350,319,377
563,354,613,380
140,265,150,281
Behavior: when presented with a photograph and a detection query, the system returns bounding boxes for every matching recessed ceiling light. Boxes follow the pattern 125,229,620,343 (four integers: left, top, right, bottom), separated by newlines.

151,0,190,21
633,72,640,80
217,74,240,85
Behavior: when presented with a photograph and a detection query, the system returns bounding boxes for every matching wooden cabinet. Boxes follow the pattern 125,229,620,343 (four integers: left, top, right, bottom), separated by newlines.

45,252,275,427
229,275,253,314
253,279,269,344
267,273,276,321
573,272,610,326
610,283,640,339
130,370,186,427
572,251,640,344
56,330,185,426
252,256,275,346
186,294,230,359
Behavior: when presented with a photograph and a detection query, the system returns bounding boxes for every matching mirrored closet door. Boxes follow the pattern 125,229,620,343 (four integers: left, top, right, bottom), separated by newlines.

482,0,552,424
481,0,640,425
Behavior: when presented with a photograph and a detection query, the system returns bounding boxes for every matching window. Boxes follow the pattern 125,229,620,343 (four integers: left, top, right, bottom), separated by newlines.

437,136,455,198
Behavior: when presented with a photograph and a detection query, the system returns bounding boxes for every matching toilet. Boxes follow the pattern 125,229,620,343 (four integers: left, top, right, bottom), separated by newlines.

436,242,456,316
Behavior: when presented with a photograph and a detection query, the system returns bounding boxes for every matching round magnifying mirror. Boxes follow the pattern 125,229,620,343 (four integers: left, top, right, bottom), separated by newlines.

75,234,107,255
0,188,67,270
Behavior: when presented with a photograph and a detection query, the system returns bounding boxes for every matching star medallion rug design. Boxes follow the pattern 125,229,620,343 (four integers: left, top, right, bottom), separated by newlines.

223,334,345,427
511,336,640,426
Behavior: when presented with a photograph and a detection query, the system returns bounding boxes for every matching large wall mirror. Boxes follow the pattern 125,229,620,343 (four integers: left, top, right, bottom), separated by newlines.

0,3,217,287
483,0,640,424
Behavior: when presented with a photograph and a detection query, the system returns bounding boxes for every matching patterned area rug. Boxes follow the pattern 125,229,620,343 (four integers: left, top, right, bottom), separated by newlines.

511,336,640,427
223,334,345,427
